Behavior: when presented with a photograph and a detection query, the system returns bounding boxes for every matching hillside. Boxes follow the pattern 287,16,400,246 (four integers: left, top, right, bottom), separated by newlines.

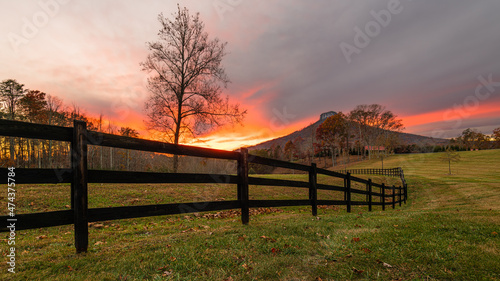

247,113,449,152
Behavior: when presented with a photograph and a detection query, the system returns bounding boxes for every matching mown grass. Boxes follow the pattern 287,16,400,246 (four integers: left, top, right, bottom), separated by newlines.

1,150,499,280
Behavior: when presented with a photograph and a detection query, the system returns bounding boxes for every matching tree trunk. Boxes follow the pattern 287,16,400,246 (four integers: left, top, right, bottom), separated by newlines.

109,147,113,169
27,139,31,168
48,140,52,168
127,150,130,171
173,98,183,173
38,143,42,168
331,147,334,168
173,125,181,173
9,137,15,165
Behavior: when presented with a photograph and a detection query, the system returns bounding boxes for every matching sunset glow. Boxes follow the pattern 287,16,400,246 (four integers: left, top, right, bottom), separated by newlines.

1,1,500,150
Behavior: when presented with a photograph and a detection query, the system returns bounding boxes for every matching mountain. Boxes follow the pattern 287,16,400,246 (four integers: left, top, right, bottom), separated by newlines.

247,111,449,152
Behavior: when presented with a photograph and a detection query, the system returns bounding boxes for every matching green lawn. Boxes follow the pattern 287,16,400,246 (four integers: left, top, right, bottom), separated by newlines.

1,150,499,280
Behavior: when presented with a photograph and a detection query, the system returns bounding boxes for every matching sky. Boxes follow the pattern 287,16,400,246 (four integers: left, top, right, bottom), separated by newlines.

1,0,500,150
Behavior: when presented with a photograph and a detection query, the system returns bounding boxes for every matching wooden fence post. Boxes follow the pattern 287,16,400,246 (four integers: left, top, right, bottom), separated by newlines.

381,183,386,211
309,163,317,216
346,172,351,213
392,185,396,209
399,186,402,207
72,120,88,253
404,183,408,204
343,178,347,201
237,148,249,224
368,179,372,212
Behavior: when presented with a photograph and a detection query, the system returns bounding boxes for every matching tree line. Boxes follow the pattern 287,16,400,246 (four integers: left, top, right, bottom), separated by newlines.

0,78,174,172
248,104,403,171
249,104,500,172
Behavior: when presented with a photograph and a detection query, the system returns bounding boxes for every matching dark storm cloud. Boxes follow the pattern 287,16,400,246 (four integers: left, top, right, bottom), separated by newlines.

1,0,498,142
223,0,500,132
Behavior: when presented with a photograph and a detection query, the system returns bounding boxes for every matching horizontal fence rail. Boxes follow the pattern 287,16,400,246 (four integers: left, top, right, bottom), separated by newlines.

0,119,407,253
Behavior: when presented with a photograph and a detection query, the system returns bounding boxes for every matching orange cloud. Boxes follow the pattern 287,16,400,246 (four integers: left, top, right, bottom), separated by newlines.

402,101,500,130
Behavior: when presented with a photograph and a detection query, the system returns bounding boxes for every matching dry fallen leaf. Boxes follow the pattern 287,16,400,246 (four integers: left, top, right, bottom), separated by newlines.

352,237,360,242
162,270,172,277
362,248,372,253
376,259,393,268
260,235,276,242
94,241,104,246
36,235,47,240
170,257,177,262
353,267,364,274
242,263,252,271
383,262,393,268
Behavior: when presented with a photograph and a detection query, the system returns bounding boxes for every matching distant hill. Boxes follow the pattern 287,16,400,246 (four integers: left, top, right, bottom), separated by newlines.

247,112,449,152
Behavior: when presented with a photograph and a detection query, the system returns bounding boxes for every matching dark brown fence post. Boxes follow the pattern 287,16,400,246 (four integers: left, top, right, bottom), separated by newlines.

381,183,386,211
399,186,402,207
368,179,372,212
237,148,249,224
392,185,396,209
404,183,407,204
72,120,88,253
346,172,351,213
309,163,317,216
343,178,347,201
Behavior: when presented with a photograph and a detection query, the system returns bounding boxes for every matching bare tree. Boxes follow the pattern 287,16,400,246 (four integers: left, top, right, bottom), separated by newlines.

142,6,246,172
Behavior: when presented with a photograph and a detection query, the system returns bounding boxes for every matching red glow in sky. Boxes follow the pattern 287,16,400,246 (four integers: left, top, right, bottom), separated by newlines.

1,1,500,150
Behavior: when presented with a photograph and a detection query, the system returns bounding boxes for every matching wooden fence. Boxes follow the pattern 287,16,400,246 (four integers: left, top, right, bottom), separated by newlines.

0,119,407,253
345,168,402,177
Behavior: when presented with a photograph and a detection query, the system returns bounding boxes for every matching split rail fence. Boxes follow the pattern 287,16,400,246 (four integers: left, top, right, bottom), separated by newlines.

0,119,407,253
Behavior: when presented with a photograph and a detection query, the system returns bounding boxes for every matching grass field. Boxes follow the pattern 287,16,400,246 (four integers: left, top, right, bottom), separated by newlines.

1,149,499,280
